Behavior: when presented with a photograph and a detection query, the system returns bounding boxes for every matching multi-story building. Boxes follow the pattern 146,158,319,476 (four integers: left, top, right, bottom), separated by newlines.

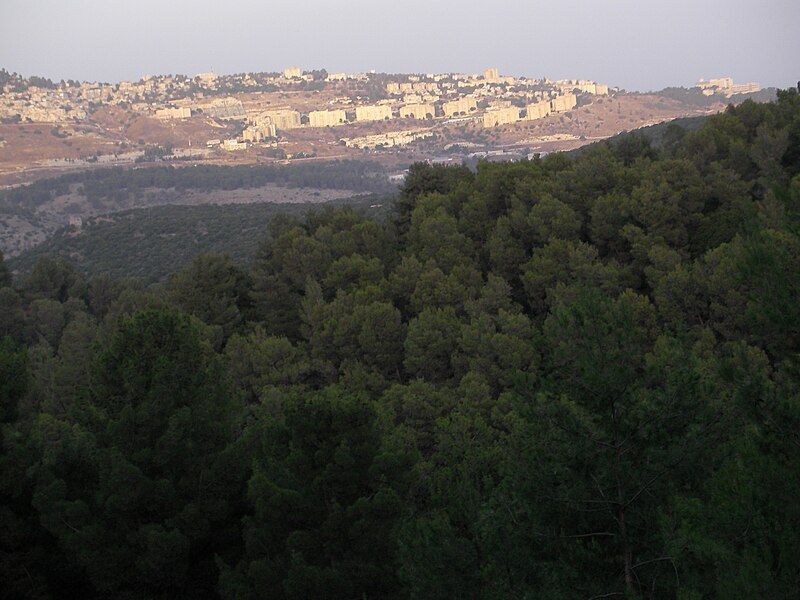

697,77,734,91
355,104,393,122
483,106,520,127
308,109,347,127
442,97,477,117
729,82,760,95
155,107,191,120
196,72,218,87
412,82,438,93
199,97,246,119
564,80,609,95
698,77,760,96
283,67,302,79
525,100,551,120
222,139,247,151
255,109,301,130
243,122,277,142
342,129,433,149
550,93,577,113
242,127,262,143
400,103,435,119
85,87,104,101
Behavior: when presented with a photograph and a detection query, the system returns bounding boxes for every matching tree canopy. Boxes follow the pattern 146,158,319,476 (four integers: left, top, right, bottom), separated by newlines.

2,89,800,598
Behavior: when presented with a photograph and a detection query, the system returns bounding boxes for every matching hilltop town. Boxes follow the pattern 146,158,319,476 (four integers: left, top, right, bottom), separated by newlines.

0,67,761,185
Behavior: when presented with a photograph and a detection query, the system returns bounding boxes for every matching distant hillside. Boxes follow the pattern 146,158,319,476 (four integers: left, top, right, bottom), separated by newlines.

570,88,781,157
569,114,709,157
0,160,396,256
572,88,778,157
9,194,392,281
652,85,778,107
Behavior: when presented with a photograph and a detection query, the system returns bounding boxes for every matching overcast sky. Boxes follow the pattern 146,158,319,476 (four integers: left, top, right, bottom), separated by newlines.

2,0,797,91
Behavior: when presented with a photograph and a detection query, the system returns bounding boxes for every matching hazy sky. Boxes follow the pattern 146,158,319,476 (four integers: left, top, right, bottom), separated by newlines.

2,0,798,91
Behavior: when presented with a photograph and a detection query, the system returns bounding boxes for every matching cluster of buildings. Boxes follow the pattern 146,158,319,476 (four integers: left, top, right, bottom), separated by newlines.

0,73,215,123
150,68,609,150
481,94,576,128
383,71,601,118
0,68,366,124
0,85,88,123
0,66,615,153
208,65,603,149
555,79,609,95
695,77,761,97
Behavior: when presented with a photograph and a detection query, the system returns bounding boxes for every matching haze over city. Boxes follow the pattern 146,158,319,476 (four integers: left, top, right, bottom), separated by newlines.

2,0,798,90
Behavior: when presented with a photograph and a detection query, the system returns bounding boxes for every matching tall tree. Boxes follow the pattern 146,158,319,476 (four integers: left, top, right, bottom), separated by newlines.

30,310,244,597
221,388,414,599
500,288,717,597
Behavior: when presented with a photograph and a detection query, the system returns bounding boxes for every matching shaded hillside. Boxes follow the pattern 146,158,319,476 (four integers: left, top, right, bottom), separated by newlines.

571,88,777,156
9,194,391,281
0,160,395,256
570,114,709,157
569,87,780,158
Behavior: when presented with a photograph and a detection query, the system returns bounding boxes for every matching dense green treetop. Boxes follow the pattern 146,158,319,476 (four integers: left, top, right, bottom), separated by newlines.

2,89,799,598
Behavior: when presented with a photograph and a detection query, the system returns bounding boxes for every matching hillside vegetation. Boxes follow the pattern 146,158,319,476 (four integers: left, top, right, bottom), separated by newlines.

1,89,799,599
9,195,391,281
0,160,394,256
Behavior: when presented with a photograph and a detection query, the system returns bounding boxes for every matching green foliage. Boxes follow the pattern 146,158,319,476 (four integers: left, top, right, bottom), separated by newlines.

395,162,474,237
23,256,85,303
404,307,461,382
0,160,394,216
11,195,391,282
2,88,800,598
0,250,10,288
220,388,413,599
0,336,27,426
168,253,251,340
29,310,243,597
